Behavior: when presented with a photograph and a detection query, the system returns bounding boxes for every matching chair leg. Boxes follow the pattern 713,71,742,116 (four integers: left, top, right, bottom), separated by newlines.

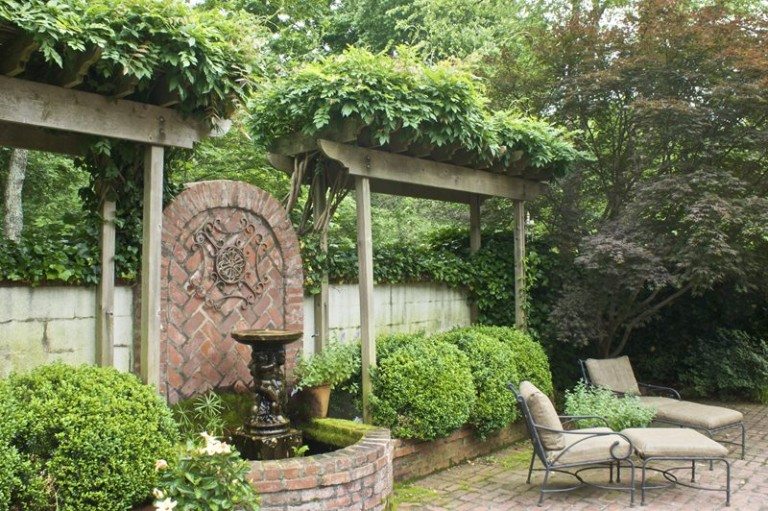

609,461,614,483
628,459,635,507
617,461,622,483
538,468,550,506
740,422,746,460
691,460,696,482
725,459,731,507
641,461,648,506
704,430,714,470
527,449,536,484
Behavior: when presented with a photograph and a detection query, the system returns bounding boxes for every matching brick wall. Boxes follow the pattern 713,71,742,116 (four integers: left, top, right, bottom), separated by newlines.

247,428,393,511
392,422,527,481
160,180,303,403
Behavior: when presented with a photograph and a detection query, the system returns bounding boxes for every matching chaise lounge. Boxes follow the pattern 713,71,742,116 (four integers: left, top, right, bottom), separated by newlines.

511,380,732,506
579,356,745,458
509,381,637,505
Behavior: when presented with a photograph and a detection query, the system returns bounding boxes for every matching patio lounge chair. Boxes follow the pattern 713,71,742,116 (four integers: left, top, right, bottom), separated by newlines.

508,381,636,506
579,356,745,458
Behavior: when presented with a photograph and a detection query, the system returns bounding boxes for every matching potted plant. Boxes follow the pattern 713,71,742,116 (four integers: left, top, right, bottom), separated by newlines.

294,341,358,418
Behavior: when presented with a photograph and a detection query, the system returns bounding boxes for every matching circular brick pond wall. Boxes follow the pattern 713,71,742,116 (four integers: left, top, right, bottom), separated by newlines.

247,427,394,511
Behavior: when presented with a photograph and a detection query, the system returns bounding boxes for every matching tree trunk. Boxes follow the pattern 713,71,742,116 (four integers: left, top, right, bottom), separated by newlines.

3,148,28,241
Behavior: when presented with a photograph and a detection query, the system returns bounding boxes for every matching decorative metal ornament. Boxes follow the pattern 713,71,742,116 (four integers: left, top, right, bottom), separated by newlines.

187,216,270,311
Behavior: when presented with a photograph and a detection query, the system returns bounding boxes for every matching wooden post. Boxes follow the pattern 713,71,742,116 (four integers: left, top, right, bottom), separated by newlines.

469,195,481,323
96,188,116,367
313,173,330,353
513,200,527,330
355,175,376,423
141,145,164,388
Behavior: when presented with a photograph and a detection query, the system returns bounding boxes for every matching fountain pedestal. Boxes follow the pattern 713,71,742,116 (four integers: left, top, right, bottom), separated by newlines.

231,329,303,460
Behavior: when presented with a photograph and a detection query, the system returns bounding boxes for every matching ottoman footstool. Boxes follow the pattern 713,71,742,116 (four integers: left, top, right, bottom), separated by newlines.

622,428,731,506
637,397,745,459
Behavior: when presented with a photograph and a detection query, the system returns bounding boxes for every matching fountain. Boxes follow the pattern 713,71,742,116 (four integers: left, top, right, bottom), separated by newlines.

231,329,303,460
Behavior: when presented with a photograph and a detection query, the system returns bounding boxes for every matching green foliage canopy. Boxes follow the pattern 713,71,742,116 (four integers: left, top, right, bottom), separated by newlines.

248,48,583,176
0,0,262,120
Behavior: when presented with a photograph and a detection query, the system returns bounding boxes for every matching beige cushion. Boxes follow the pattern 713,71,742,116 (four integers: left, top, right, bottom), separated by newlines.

584,356,641,395
547,427,631,465
637,396,680,409
622,428,728,458
519,381,564,450
652,401,744,430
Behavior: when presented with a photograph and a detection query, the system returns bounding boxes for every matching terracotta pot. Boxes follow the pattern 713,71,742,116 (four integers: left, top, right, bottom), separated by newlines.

303,384,332,418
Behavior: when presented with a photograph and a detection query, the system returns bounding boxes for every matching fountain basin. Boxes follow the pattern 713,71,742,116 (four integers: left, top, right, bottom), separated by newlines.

247,420,393,511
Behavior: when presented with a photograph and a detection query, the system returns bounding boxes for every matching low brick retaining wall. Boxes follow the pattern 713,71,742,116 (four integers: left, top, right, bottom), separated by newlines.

248,427,393,510
393,422,527,481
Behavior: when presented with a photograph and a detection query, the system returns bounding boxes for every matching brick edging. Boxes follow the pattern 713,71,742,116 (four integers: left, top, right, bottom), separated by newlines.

392,422,527,481
248,428,394,511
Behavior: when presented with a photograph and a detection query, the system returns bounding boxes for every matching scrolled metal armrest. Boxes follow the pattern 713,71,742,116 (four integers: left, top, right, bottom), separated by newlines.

532,422,635,462
638,382,681,399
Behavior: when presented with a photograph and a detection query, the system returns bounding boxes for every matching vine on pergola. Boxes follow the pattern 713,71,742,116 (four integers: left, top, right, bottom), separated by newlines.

248,47,585,240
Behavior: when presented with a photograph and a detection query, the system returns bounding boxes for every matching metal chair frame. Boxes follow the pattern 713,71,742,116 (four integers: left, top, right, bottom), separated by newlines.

578,359,746,459
508,383,636,506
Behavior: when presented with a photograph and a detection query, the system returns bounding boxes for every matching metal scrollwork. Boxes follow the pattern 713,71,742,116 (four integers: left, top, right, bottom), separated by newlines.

187,216,270,311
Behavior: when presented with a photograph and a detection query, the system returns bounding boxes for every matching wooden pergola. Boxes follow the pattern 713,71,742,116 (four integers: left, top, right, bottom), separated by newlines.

0,71,222,388
267,122,555,421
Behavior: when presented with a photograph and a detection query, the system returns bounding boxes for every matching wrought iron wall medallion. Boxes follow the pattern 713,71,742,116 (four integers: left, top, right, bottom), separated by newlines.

187,217,270,311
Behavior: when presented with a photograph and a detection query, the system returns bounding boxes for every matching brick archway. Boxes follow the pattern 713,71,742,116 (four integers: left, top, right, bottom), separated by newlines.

160,180,303,403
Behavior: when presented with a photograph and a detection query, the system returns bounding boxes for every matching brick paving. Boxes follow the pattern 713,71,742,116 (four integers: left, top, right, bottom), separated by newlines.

395,403,768,510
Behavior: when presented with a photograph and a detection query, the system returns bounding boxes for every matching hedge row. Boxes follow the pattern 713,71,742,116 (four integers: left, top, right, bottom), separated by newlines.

364,326,553,441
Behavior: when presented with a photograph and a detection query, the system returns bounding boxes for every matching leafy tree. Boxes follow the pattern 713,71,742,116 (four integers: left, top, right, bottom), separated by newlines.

488,0,768,356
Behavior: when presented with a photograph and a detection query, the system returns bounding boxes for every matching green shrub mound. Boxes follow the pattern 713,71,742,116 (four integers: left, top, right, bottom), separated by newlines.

436,330,519,438
564,381,655,431
681,329,768,403
470,325,554,396
370,337,475,440
0,364,179,511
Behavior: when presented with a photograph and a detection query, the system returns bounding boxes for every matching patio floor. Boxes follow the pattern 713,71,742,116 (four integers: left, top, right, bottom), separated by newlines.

394,402,768,510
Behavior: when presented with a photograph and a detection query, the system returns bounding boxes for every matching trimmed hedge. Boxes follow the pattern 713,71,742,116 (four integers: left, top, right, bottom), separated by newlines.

360,326,552,440
0,364,179,511
435,330,519,438
370,337,475,440
469,325,554,396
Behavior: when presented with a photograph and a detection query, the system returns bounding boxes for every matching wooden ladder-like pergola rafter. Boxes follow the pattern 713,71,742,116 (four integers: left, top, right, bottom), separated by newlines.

0,70,223,388
267,119,555,422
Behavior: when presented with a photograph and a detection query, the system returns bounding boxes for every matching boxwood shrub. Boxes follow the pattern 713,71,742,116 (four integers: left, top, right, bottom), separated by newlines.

370,336,475,440
1,364,179,511
470,325,554,396
435,330,519,438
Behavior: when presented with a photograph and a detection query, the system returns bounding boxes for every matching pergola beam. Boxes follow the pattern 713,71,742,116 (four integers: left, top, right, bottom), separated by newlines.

355,176,376,424
140,145,164,388
0,122,90,156
513,200,527,330
318,140,544,201
0,75,208,149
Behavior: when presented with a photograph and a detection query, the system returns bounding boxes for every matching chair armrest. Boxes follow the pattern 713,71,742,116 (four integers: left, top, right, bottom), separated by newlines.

532,423,635,462
558,415,611,428
638,382,681,399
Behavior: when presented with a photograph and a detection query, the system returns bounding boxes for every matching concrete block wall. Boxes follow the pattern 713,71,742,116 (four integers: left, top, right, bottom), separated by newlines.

0,282,470,377
301,283,471,355
0,286,134,377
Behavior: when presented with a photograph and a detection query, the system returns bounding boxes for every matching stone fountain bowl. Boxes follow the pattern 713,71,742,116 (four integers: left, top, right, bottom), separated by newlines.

231,329,302,348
